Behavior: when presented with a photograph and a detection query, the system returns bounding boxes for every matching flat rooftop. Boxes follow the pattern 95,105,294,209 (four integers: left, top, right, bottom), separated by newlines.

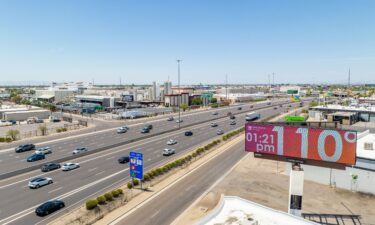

311,104,375,113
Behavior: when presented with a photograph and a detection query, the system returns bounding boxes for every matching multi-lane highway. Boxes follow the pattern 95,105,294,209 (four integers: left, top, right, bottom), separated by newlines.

0,100,303,225
0,99,292,179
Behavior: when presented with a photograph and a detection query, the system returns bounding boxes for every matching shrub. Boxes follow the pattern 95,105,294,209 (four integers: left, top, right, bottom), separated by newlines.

143,174,150,182
146,172,153,179
6,129,19,141
96,195,106,205
156,168,163,175
86,199,98,210
127,182,133,189
104,192,113,201
112,190,120,198
192,152,198,158
117,189,123,195
133,179,139,186
0,137,12,143
162,166,169,173
204,145,209,150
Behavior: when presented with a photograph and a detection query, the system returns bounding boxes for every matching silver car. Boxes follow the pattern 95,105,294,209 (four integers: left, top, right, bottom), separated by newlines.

62,163,80,171
35,147,52,155
163,148,175,156
72,147,88,155
167,139,177,145
28,177,53,189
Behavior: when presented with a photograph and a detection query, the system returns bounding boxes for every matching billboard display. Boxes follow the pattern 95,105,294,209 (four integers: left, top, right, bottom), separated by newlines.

122,95,134,102
245,123,357,165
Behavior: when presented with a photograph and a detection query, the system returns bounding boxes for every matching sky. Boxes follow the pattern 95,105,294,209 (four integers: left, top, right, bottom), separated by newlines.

1,0,375,85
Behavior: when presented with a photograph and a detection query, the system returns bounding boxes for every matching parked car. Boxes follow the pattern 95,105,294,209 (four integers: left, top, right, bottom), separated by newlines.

227,112,232,116
274,107,278,110
72,147,88,155
212,112,218,115
216,129,224,135
15,144,35,153
50,116,61,122
35,200,65,217
163,148,175,156
141,128,150,133
230,120,236,125
35,147,52,155
167,117,174,121
41,163,61,172
27,153,45,162
117,126,129,133
0,120,12,126
62,163,80,171
8,120,17,125
210,122,218,127
28,177,53,189
118,156,130,164
167,139,177,145
185,131,193,136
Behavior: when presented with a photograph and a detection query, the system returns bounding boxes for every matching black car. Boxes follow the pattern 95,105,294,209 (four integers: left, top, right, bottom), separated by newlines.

230,115,236,119
27,153,45,162
15,144,35,153
141,128,150,133
237,107,242,110
145,124,153,130
35,200,65,217
41,163,61,172
185,131,193,136
118,156,130,164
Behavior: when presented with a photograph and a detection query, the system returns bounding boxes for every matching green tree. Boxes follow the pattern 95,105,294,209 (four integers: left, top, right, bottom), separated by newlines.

6,129,20,141
48,104,56,112
180,103,189,112
191,97,202,105
38,124,48,136
210,98,217,104
11,95,22,104
309,101,318,107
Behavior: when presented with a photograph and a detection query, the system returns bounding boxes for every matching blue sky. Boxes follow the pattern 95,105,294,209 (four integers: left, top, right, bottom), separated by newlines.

1,0,374,85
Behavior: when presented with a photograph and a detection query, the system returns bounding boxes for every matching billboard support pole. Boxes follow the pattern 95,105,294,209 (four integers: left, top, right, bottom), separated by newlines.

288,163,304,217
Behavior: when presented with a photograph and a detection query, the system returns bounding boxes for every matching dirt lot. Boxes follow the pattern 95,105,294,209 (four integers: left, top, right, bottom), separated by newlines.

210,152,375,225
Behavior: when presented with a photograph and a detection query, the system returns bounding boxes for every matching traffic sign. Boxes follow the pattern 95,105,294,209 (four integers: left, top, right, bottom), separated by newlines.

129,152,143,180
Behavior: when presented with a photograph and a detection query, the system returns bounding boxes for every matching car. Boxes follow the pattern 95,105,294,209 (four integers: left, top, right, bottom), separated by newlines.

8,120,17,125
185,131,193,136
62,163,80,171
250,105,254,108
15,144,35,153
237,107,242,110
141,128,150,133
273,107,277,110
267,102,271,105
27,153,45,162
35,147,52,155
117,126,129,133
230,115,236,119
167,117,174,121
230,120,236,125
210,122,218,127
217,129,224,135
167,139,177,145
28,177,53,189
163,148,175,156
176,119,183,123
145,124,153,130
41,163,61,172
35,200,65,217
227,112,232,116
118,156,130,164
72,147,88,155
212,112,218,115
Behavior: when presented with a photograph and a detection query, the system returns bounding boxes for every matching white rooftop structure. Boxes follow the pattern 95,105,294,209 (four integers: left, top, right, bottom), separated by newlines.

357,130,375,160
312,104,375,113
196,196,316,225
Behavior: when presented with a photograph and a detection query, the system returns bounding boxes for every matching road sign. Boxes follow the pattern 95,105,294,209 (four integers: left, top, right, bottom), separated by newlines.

129,152,143,180
245,123,357,165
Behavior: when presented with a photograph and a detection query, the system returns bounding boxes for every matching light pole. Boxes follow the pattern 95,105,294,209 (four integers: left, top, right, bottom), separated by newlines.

177,59,182,129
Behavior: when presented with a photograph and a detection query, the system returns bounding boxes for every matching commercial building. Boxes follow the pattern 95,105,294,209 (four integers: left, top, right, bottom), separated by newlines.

164,93,189,107
310,104,375,122
75,95,119,108
2,109,51,121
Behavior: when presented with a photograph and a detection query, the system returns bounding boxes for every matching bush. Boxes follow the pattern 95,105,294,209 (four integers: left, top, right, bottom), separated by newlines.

127,182,133,189
162,166,169,173
117,189,123,195
96,195,106,205
143,174,150,181
133,179,139,186
104,192,113,201
192,152,198,158
86,199,98,210
0,137,12,143
156,168,163,175
112,190,120,198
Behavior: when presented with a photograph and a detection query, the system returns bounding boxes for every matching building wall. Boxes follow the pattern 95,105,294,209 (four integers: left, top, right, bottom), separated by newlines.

3,110,51,121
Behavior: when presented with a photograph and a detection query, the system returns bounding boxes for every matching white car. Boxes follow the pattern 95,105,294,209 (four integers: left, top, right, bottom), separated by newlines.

176,119,183,123
35,147,52,155
28,177,53,189
167,139,177,145
163,148,175,156
117,126,129,133
217,129,224,135
72,147,88,155
62,163,80,171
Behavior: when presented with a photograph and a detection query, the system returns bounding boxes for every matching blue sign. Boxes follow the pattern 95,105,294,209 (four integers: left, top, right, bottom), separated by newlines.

129,152,143,180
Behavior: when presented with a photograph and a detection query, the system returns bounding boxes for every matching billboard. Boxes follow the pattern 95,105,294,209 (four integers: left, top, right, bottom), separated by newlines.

245,123,357,165
129,152,143,180
122,94,134,102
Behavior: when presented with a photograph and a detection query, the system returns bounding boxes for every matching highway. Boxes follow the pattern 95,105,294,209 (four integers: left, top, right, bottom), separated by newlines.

0,101,302,225
0,99,292,179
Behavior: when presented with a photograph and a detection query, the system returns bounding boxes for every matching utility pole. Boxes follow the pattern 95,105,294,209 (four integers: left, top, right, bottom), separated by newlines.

348,68,351,88
177,59,182,129
272,73,275,86
225,74,228,100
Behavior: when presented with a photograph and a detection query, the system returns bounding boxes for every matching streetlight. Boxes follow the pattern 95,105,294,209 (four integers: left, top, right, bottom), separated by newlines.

177,59,182,129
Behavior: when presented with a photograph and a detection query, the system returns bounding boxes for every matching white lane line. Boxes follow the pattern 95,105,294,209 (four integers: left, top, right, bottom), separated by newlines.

88,167,98,172
106,156,115,160
48,187,63,194
98,143,105,147
150,210,160,218
95,171,105,176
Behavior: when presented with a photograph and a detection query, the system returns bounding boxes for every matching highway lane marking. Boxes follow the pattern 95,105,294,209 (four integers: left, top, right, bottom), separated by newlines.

106,156,115,160
88,167,98,172
95,171,105,176
150,210,160,218
48,187,63,194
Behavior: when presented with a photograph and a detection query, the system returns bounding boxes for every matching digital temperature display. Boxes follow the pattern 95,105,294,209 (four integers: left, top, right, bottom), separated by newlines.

245,123,357,165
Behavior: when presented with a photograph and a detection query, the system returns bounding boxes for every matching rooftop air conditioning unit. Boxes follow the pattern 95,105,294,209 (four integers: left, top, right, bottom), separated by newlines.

364,142,374,151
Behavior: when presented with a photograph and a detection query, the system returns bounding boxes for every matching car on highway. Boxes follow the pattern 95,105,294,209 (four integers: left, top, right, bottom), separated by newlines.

163,148,175,156
212,112,218,115
35,200,65,217
210,122,218,127
250,105,254,108
41,163,61,172
141,127,150,133
267,102,271,105
273,107,278,110
62,163,80,171
15,144,35,153
176,119,183,123
237,107,242,110
72,147,88,155
185,131,193,136
216,129,224,135
167,117,174,121
27,153,45,162
28,177,53,189
245,112,261,121
35,147,52,155
230,120,236,125
117,126,129,133
230,115,236,119
167,139,177,145
118,156,130,164
145,124,153,130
